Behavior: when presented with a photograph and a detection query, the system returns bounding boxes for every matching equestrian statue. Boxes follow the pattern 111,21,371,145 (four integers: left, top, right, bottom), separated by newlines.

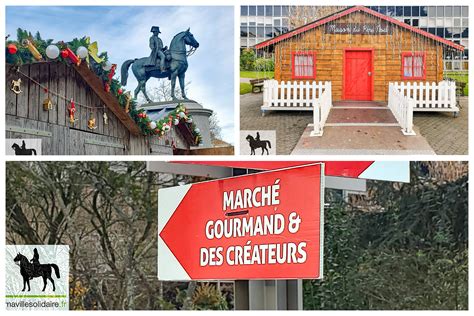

121,26,199,102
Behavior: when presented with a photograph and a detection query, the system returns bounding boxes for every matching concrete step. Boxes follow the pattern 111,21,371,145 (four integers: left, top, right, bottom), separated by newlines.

333,101,387,107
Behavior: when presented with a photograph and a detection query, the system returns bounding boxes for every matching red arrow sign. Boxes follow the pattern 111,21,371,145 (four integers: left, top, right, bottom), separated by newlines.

158,163,324,280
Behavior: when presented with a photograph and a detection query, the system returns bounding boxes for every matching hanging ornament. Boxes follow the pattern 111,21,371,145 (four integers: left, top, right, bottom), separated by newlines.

76,46,88,59
43,97,53,111
103,60,112,71
124,92,131,113
107,64,117,85
104,82,110,92
64,47,79,65
195,128,200,134
22,39,42,60
186,117,193,124
178,111,186,118
173,118,179,125
60,49,69,59
117,88,123,95
7,43,18,54
149,121,157,130
68,99,77,125
163,124,171,132
11,79,23,94
88,41,104,63
87,113,98,130
46,44,60,59
103,112,108,125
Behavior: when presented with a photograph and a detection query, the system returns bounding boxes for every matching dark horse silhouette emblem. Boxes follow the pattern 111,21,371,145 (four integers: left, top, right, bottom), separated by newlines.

13,249,60,292
246,132,272,155
11,140,37,155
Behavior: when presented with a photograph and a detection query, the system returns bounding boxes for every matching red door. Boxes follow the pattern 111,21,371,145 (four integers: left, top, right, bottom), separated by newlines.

344,50,373,100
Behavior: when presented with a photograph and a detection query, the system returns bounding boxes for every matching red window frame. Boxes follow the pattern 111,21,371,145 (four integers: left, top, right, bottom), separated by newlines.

401,52,426,80
291,51,316,80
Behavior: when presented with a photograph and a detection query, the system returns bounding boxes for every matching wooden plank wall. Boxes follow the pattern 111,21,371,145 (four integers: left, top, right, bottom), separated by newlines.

274,12,445,102
5,61,186,155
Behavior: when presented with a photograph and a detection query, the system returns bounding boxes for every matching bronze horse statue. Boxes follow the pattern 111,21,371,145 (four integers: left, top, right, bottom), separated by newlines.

121,28,199,102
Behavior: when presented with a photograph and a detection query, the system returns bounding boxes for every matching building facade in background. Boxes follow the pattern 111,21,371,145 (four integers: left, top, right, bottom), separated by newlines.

240,5,468,71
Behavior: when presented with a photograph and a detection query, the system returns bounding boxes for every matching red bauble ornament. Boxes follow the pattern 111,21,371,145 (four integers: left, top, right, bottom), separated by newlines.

7,44,18,54
61,49,69,58
117,88,123,95
104,83,110,93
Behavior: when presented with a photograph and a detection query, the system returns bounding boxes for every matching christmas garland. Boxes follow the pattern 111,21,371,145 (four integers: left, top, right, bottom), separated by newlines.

6,28,202,144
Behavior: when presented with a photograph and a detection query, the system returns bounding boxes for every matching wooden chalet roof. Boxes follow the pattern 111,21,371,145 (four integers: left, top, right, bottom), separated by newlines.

255,5,464,51
73,62,142,136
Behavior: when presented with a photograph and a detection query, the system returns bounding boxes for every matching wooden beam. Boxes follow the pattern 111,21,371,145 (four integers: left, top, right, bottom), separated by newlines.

73,62,142,136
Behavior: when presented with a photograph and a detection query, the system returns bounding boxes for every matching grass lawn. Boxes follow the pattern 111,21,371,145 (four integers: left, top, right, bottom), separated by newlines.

445,72,469,96
240,70,274,79
240,82,252,95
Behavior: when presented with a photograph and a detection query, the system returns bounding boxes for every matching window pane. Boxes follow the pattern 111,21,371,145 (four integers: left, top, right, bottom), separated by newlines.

453,6,461,16
240,26,248,37
257,6,264,16
265,6,272,16
412,6,420,17
274,6,281,17
249,6,256,16
404,7,411,16
241,6,248,16
404,56,413,77
282,6,289,16
414,56,423,77
445,6,453,17
420,6,428,17
437,7,444,17
461,6,468,17
396,6,404,16
386,6,396,16
428,6,436,17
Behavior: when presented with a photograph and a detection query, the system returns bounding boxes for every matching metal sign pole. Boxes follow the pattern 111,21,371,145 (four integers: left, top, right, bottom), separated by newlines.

232,168,303,311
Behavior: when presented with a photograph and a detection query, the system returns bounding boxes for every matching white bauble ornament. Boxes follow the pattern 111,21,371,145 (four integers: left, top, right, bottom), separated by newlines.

195,128,200,134
76,46,88,59
186,118,193,123
163,124,171,132
103,61,112,71
178,111,186,118
173,119,180,125
149,121,157,130
46,45,60,59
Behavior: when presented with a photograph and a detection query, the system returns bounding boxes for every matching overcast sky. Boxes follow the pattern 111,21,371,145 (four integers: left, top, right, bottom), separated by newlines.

6,6,235,143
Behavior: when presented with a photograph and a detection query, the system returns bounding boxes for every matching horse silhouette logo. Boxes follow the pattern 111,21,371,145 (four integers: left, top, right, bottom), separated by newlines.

11,140,37,155
246,132,272,155
13,248,60,292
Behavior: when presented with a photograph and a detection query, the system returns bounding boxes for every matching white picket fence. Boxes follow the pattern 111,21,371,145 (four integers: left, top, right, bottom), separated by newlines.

262,80,329,112
310,82,333,136
390,81,458,113
388,83,416,136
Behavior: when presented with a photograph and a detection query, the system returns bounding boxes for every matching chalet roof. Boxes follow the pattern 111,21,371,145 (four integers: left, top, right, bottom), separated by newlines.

72,62,142,135
255,5,464,51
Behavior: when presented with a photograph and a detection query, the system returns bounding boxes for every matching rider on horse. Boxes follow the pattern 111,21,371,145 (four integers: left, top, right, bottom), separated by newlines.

146,26,167,72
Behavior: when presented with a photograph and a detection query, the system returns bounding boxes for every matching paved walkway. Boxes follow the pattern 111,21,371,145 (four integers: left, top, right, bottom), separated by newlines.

413,97,468,155
240,93,468,155
291,125,435,155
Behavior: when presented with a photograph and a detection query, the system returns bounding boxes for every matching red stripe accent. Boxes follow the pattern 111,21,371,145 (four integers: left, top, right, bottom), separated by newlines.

173,161,375,178
255,6,464,51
